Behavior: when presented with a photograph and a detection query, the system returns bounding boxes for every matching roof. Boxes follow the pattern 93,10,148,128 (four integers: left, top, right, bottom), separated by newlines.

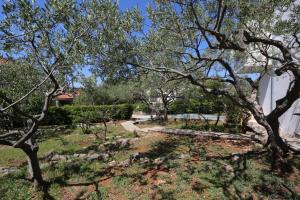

0,58,8,65
55,94,74,101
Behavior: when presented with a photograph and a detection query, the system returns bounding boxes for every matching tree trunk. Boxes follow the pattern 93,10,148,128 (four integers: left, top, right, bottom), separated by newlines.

24,148,44,190
214,112,221,127
267,118,289,154
163,108,168,121
103,121,107,141
248,107,289,155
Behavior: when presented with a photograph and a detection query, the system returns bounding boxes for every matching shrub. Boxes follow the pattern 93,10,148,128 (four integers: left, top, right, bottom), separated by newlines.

43,107,72,125
224,103,243,129
169,99,224,114
44,104,133,125
133,103,150,113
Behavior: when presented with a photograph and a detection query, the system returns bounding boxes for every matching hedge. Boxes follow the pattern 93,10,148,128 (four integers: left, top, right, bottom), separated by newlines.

43,104,133,125
169,99,225,114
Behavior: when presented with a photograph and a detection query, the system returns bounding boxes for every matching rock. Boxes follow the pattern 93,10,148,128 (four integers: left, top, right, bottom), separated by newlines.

73,153,80,158
223,164,235,177
104,138,130,150
118,159,131,167
108,160,117,167
0,167,17,175
51,154,62,161
86,153,101,161
141,157,150,164
78,154,86,159
130,152,142,162
232,154,241,161
153,157,166,165
117,139,130,148
179,154,189,159
44,151,55,161
99,153,110,161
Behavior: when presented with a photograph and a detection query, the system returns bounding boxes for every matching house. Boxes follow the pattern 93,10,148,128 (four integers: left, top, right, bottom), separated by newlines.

54,89,80,106
243,2,300,138
55,93,74,106
259,71,300,137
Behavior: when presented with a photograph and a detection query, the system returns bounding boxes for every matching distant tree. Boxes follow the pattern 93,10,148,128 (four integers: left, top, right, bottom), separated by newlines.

75,80,136,105
134,73,182,121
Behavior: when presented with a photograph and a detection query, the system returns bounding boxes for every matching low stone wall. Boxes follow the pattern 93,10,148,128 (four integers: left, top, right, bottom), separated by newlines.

158,128,263,144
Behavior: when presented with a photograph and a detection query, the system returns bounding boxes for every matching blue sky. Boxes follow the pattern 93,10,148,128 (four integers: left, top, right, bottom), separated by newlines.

0,0,151,86
0,0,151,26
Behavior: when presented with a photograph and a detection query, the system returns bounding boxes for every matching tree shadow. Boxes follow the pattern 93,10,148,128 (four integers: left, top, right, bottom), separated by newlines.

37,126,75,142
194,151,300,200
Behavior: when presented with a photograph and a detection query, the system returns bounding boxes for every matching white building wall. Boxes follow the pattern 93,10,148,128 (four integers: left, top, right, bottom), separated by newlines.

259,72,300,137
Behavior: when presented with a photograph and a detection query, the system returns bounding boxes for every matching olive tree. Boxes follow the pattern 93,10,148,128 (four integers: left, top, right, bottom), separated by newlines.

134,73,182,121
0,0,140,190
129,0,300,157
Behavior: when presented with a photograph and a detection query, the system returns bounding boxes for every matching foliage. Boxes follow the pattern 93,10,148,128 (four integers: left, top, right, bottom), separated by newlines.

169,99,225,114
224,102,243,129
45,104,133,125
0,61,45,115
75,81,136,105
133,73,183,120
133,103,151,113
181,123,242,134
127,0,300,152
43,107,72,126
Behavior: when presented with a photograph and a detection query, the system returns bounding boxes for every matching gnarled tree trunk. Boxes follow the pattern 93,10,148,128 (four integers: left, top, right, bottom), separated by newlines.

22,145,44,190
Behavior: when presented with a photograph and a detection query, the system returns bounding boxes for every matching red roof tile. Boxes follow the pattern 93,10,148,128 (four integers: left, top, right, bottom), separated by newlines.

56,94,74,101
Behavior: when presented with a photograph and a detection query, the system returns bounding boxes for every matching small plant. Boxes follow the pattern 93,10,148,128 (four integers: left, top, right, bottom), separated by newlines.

73,111,96,134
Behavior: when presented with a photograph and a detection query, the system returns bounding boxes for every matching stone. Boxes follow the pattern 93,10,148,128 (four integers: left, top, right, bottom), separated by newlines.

78,154,86,158
232,155,241,161
104,138,130,150
0,167,17,175
108,160,117,167
117,139,130,148
141,158,150,164
130,152,142,162
51,154,62,161
44,151,55,161
223,164,235,177
99,153,110,161
86,153,101,161
153,157,166,165
61,155,68,161
118,159,131,167
179,154,189,159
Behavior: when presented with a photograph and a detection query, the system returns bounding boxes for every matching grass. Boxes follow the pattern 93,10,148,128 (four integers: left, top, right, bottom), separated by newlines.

0,122,299,199
0,123,132,167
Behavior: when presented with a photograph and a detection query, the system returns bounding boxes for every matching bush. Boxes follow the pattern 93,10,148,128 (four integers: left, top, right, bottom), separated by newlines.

224,103,243,129
169,99,224,114
133,103,151,113
181,123,242,133
181,124,226,132
44,104,133,125
43,107,72,125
